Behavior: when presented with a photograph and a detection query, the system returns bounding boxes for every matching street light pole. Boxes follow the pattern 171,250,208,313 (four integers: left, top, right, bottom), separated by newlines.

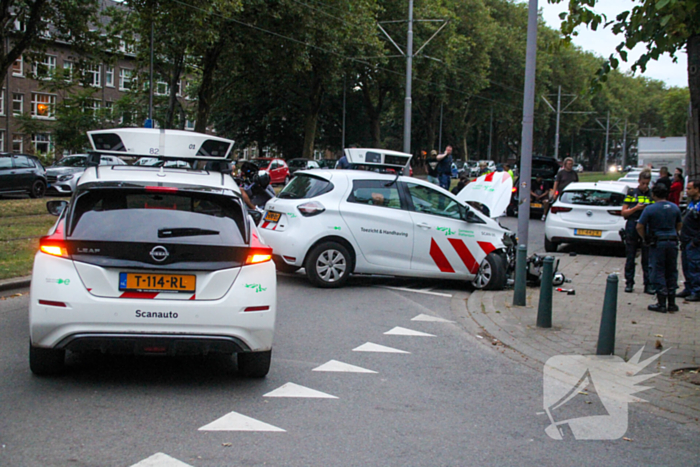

514,0,538,306
554,85,561,160
403,0,414,154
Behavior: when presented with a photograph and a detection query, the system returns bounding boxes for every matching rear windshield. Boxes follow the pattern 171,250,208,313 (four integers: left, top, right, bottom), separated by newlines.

560,190,625,207
278,174,333,199
69,189,246,245
56,156,87,167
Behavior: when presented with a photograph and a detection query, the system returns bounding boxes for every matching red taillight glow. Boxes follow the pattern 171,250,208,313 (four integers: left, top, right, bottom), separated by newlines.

40,245,67,257
550,206,572,214
246,253,273,264
39,220,68,257
244,306,270,312
608,209,622,216
145,186,179,193
512,187,517,193
246,231,273,264
39,300,66,307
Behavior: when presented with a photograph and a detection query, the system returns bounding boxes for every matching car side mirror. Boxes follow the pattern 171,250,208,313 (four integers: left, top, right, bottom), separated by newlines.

46,200,68,216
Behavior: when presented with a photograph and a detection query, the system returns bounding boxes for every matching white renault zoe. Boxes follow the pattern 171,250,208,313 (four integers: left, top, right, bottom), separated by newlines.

260,148,516,289
29,128,276,377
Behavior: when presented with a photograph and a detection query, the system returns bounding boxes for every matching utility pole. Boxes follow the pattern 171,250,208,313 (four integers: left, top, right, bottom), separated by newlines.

438,102,443,152
554,86,561,159
604,111,610,169
621,119,628,168
403,0,414,154
342,75,346,150
488,106,493,159
514,0,538,307
147,1,155,128
542,85,579,160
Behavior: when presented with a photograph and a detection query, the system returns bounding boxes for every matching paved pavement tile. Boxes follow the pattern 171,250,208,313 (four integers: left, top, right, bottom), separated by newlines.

463,253,700,424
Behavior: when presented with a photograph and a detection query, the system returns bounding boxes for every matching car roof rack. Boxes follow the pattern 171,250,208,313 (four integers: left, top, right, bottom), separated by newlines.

344,148,412,173
85,128,234,173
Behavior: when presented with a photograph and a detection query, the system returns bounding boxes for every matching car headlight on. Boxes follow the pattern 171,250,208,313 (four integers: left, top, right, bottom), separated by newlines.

58,174,74,182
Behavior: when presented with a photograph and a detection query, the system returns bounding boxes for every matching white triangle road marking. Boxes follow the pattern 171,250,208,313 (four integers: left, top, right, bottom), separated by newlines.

129,453,193,467
263,382,338,399
411,313,455,323
312,359,377,373
384,326,435,337
198,411,286,432
352,342,410,354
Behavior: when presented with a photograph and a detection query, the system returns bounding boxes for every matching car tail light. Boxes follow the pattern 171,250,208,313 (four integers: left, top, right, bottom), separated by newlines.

39,221,68,257
512,187,517,193
607,209,622,216
246,231,272,265
550,206,572,214
145,186,179,193
297,201,325,217
39,300,66,307
244,306,270,312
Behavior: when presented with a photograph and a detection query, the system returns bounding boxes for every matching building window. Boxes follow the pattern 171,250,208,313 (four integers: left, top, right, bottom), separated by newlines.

12,135,23,153
31,93,56,118
185,119,195,131
119,68,132,91
12,56,23,76
33,55,57,79
0,131,4,151
14,20,26,32
105,66,114,87
155,81,168,96
32,134,53,154
84,64,101,87
63,61,74,82
84,99,101,114
13,94,23,115
105,101,114,114
0,90,4,116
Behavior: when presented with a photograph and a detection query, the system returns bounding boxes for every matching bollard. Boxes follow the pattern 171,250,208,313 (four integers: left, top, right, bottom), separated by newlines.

536,256,554,328
513,245,528,306
596,274,619,355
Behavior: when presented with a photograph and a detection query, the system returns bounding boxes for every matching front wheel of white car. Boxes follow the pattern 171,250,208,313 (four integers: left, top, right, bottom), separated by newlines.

305,241,352,288
29,343,66,376
471,253,506,290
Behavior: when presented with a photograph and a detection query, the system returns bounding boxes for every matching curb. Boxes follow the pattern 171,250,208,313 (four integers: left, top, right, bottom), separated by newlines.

0,276,31,292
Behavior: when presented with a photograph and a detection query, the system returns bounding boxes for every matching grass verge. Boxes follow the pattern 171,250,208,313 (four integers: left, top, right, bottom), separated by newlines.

0,198,55,280
578,172,621,183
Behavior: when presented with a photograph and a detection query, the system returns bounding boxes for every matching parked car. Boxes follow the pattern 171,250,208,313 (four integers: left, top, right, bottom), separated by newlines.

506,156,560,217
0,153,47,198
249,158,290,185
288,158,321,175
317,158,338,169
544,181,630,252
618,170,660,186
46,154,126,194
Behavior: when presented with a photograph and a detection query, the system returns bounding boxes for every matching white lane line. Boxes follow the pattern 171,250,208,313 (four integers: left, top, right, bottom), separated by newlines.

353,342,410,354
263,382,338,399
313,359,377,373
384,326,436,337
411,313,455,323
198,411,286,432
130,453,193,467
376,285,453,298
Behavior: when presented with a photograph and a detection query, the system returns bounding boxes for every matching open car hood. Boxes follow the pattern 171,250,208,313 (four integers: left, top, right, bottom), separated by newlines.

456,171,513,218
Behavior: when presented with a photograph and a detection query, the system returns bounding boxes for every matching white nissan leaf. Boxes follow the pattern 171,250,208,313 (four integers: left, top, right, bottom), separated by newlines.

29,129,276,377
259,148,516,289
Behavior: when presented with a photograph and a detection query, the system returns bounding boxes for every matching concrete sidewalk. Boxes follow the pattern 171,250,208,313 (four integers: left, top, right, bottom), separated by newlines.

464,252,700,424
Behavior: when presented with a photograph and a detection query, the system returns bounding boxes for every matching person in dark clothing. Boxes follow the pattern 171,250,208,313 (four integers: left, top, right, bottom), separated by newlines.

451,173,469,195
679,180,700,301
655,166,672,191
622,170,654,294
436,145,453,190
426,149,439,185
543,157,578,220
637,183,682,313
335,154,350,169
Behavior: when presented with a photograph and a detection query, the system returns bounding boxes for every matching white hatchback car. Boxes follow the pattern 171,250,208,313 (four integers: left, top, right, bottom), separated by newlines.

29,128,276,377
260,148,516,289
544,181,631,252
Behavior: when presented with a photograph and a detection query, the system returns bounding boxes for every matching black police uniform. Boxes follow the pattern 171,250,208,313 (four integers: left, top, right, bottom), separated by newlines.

637,200,682,312
679,199,700,299
623,187,653,292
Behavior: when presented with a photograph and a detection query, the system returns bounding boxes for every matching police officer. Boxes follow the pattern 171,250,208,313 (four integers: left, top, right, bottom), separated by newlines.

636,184,682,313
679,180,700,301
622,170,654,294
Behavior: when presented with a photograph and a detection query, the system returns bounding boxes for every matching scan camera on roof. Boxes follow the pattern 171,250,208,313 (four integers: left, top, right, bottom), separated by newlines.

344,148,412,171
87,128,234,161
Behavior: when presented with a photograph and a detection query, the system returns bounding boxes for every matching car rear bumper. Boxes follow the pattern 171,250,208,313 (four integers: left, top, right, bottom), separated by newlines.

55,332,250,355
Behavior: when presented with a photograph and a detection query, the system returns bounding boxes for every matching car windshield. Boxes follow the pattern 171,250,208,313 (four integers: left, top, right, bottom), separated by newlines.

55,156,86,167
560,190,626,207
278,174,333,199
69,188,246,245
249,159,270,168
289,159,309,168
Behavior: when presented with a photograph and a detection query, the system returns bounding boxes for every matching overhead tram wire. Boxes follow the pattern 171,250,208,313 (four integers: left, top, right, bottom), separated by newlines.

169,0,521,111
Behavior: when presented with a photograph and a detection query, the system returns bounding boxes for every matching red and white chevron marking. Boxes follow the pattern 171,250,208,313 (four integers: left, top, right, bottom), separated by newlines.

430,239,496,274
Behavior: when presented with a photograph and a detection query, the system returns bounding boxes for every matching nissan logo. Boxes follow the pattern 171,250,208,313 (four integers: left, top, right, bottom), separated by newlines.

150,246,170,262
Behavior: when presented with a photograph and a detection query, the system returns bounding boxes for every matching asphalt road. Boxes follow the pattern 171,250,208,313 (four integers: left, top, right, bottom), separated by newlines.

1,257,698,466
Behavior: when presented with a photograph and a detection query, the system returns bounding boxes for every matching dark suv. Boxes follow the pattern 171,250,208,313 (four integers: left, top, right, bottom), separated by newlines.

0,153,47,198
506,156,560,218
